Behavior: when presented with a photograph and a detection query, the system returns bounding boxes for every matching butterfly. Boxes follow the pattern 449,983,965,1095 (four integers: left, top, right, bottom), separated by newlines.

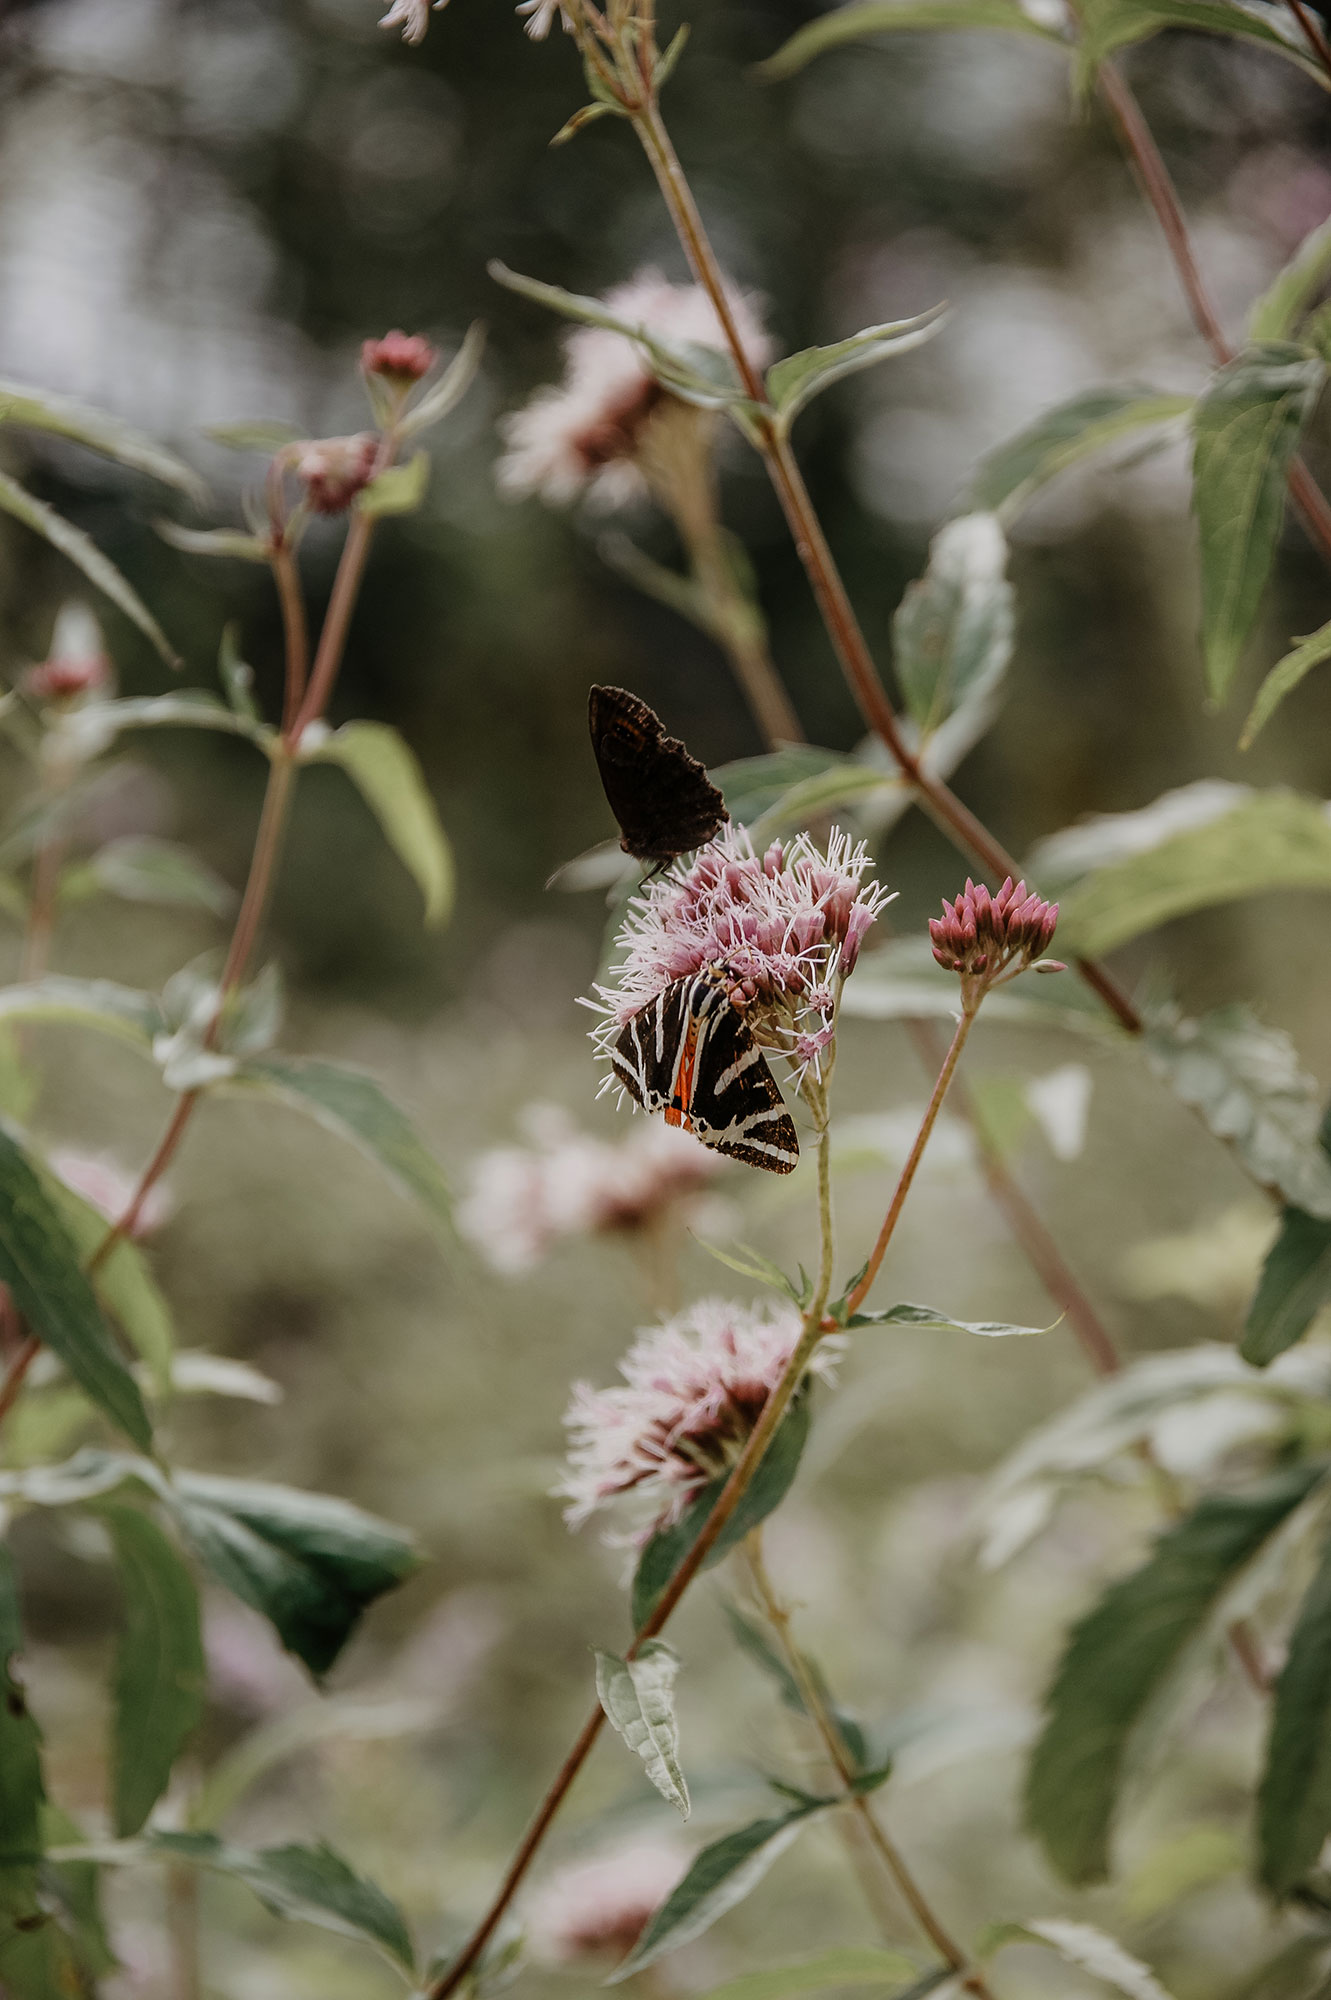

610,967,800,1174
588,684,729,873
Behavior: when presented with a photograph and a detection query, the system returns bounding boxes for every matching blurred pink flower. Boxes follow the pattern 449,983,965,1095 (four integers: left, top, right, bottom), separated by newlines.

458,1106,723,1274
49,1148,171,1238
287,433,379,515
559,1297,841,1531
516,0,566,35
497,269,772,509
379,0,447,43
587,826,890,1086
362,330,439,383
24,604,111,706
526,1833,687,1963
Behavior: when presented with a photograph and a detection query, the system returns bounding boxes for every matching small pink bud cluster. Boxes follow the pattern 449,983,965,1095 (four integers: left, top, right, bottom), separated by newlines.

929,876,1061,1005
361,330,438,384
25,605,110,706
287,434,379,515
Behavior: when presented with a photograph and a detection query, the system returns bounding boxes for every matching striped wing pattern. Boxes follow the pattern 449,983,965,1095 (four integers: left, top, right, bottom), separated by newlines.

611,970,800,1174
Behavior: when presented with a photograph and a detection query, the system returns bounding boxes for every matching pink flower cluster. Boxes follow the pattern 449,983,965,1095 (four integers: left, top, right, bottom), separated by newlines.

590,826,890,1079
361,330,438,383
497,269,772,510
287,434,379,516
458,1107,724,1275
929,876,1061,1005
24,605,111,706
525,1834,686,1963
559,1298,841,1532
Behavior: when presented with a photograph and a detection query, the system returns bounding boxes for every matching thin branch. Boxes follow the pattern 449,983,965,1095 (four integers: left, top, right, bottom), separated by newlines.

1283,0,1331,79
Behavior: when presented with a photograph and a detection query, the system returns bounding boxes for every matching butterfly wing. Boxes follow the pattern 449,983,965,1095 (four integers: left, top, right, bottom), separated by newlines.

589,684,728,866
611,972,799,1175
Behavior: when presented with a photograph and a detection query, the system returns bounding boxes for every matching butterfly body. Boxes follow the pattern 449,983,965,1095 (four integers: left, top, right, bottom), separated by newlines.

588,684,728,871
611,968,800,1174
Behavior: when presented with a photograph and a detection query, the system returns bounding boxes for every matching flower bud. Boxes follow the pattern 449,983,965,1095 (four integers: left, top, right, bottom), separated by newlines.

931,875,1059,1002
25,604,111,705
288,434,378,516
361,330,438,384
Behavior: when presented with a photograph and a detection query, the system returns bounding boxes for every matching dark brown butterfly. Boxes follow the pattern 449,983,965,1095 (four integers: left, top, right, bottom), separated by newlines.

588,684,729,872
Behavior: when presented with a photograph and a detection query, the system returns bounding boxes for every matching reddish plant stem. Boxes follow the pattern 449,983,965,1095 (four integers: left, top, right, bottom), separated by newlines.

630,101,1141,1039
1097,60,1331,568
273,543,310,738
1283,0,1331,80
0,1335,40,1427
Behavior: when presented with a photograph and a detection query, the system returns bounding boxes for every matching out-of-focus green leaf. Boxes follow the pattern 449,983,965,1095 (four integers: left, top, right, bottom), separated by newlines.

0,976,163,1050
87,837,236,917
968,388,1192,517
59,690,275,758
987,1918,1176,1999
156,520,270,563
225,1054,450,1235
1250,216,1331,342
765,308,947,436
0,1126,152,1449
722,1603,870,1772
0,378,205,501
0,1547,81,2000
596,1641,691,1816
693,1949,921,2000
610,1798,832,1980
1052,788,1331,955
42,1171,174,1396
1074,0,1329,92
848,1301,1050,1337
0,1447,148,1509
40,1805,116,1982
1144,1002,1331,1218
1259,1526,1331,1893
1243,1210,1331,1367
632,1397,811,1630
400,322,486,437
303,720,453,924
165,1472,420,1677
841,938,1116,1035
892,513,1012,735
204,420,302,453
1190,343,1325,704
761,0,1065,79
103,1506,205,1836
1027,1462,1326,1884
217,624,261,721
713,745,896,843
356,451,429,518
0,468,178,667
1240,619,1331,749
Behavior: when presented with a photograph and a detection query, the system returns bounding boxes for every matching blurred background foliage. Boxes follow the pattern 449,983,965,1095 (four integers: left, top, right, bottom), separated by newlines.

1,0,1331,1994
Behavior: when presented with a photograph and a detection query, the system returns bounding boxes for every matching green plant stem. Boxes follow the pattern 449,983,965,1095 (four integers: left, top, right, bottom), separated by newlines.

428,1118,839,2000
629,95,1141,1037
1096,59,1331,567
842,1005,976,1320
744,1534,998,1998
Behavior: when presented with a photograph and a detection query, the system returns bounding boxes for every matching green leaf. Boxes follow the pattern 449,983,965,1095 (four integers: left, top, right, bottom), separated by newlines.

1240,618,1331,749
217,623,261,722
0,1446,149,1509
0,378,205,501
1243,1209,1331,1367
0,467,178,667
0,975,163,1051
400,321,486,438
156,520,271,564
1259,1526,1331,1894
225,1054,450,1236
632,1397,811,1630
761,0,1065,79
841,937,1118,1037
988,1919,1176,1999
87,837,236,917
1052,787,1331,956
164,1472,420,1677
204,419,302,453
968,388,1192,518
40,1805,116,1982
303,720,453,925
1073,0,1329,93
692,1948,921,2000
91,1830,415,1971
1144,1002,1331,1218
64,690,275,757
0,1551,78,2000
1027,1462,1326,1884
892,513,1013,735
1190,343,1326,704
695,1237,805,1303
42,1172,174,1396
103,1506,205,1836
847,1300,1051,1337
1251,216,1331,343
356,451,430,519
711,746,854,826
595,1641,691,1816
609,1799,831,1980
723,1601,808,1713
765,307,947,436
0,1126,151,1449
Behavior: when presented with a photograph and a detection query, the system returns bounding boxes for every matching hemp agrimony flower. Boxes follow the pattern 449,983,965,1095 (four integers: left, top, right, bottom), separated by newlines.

559,1298,841,1533
929,876,1062,1011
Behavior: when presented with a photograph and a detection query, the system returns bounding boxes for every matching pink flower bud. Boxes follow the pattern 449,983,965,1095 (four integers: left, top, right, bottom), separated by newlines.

25,605,111,705
361,330,438,383
289,434,379,515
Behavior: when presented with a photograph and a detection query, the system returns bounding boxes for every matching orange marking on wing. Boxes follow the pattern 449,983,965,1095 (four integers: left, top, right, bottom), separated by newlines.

666,1013,703,1131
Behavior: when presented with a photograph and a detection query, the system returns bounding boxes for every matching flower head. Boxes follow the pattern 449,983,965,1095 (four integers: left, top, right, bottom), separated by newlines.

458,1107,724,1274
929,876,1061,1007
361,330,438,384
497,269,771,511
526,1834,686,1963
25,604,111,706
587,826,891,1087
516,0,567,34
379,0,447,42
559,1297,841,1532
286,434,379,515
